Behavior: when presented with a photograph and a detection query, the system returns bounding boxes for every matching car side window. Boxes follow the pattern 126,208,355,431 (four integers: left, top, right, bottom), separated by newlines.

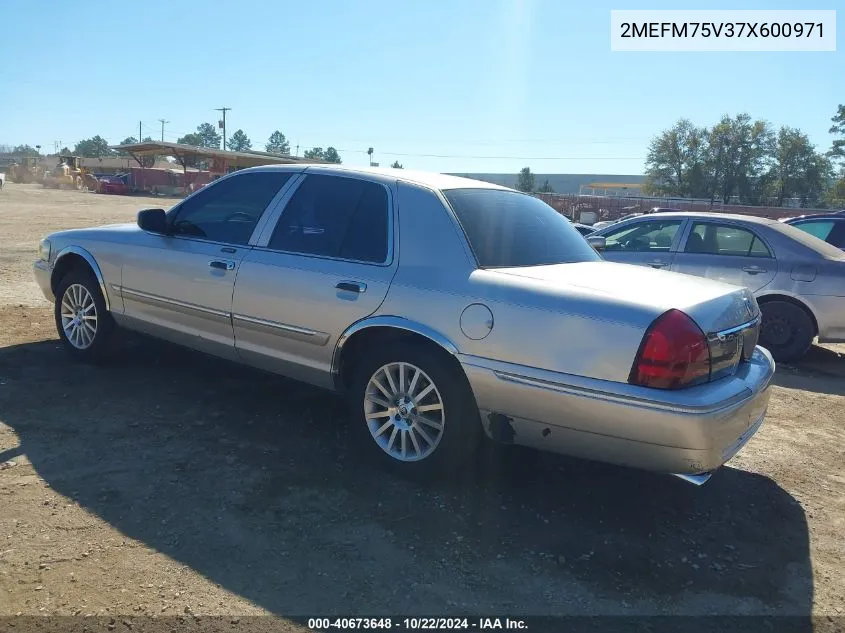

603,220,682,252
792,220,835,242
169,171,291,245
685,222,771,258
267,174,389,263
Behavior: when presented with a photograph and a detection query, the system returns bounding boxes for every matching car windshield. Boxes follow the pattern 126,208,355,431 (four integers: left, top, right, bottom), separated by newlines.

443,188,601,268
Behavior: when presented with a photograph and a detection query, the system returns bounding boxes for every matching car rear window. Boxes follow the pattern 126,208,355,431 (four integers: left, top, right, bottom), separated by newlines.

774,222,845,260
443,188,601,268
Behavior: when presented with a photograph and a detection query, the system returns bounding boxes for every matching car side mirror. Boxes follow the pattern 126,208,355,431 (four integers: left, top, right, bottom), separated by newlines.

137,208,168,234
587,235,606,251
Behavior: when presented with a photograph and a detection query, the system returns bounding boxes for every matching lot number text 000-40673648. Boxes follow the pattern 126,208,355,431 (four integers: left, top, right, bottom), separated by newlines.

307,618,528,630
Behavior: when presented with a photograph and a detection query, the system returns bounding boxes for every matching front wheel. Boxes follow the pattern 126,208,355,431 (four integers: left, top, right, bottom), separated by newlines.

349,343,482,478
54,270,116,362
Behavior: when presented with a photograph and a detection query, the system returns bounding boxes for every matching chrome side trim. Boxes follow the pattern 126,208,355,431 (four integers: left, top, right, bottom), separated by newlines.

331,316,459,387
120,287,230,320
232,313,329,345
54,246,110,311
708,316,761,341
489,369,750,415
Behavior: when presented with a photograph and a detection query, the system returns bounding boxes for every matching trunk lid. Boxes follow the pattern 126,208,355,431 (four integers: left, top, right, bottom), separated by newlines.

489,261,761,381
488,261,759,332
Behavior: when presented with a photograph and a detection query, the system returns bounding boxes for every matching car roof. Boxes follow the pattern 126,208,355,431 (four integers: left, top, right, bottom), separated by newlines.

624,211,780,226
241,163,511,192
785,213,845,221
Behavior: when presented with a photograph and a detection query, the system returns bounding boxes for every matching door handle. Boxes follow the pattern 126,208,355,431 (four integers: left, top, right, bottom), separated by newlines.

336,280,367,293
742,266,765,275
648,260,668,268
209,260,235,271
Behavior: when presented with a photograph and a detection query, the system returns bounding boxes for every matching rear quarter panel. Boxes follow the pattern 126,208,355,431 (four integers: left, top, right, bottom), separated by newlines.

374,183,649,383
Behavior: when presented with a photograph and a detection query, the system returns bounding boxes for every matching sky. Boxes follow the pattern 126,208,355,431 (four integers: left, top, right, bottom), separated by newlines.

0,0,841,175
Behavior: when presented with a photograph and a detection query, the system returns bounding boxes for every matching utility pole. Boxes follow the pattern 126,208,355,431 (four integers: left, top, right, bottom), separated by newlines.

139,121,142,143
158,119,169,142
215,107,231,150
295,143,299,157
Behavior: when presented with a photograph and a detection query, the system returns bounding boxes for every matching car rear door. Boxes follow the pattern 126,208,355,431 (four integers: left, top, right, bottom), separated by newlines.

671,220,776,292
231,172,398,388
119,170,295,360
598,218,686,269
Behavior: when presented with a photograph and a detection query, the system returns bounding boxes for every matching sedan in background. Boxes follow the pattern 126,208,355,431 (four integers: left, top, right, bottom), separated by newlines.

782,212,845,251
572,222,595,236
590,212,845,362
590,213,643,231
98,173,131,195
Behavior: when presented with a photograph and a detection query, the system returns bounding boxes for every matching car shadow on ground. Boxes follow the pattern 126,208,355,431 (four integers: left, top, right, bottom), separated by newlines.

775,344,845,396
0,337,813,621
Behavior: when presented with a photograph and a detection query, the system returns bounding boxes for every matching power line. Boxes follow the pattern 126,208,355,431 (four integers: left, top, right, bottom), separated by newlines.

335,149,645,160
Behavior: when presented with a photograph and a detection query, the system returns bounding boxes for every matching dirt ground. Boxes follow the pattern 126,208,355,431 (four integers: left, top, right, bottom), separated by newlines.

0,184,843,626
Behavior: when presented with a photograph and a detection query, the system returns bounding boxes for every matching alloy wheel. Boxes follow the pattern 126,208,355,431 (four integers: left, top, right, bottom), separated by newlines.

60,283,98,349
363,362,446,462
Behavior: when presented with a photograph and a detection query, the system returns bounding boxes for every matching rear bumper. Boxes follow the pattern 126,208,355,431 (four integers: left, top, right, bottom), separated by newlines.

461,346,775,476
33,259,54,303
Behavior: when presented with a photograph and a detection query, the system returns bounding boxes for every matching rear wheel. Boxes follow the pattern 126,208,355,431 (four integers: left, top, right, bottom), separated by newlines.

759,300,814,362
54,269,116,362
349,342,482,479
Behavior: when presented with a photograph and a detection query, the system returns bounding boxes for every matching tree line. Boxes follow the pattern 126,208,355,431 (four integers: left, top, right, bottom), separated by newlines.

509,105,845,208
6,124,346,164
642,106,845,208
4,132,410,170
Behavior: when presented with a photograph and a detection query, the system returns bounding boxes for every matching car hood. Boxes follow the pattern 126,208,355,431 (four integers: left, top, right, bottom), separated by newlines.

50,222,140,239
480,261,759,334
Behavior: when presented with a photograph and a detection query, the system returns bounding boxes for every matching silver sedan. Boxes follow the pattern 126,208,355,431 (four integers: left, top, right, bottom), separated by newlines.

590,212,845,361
33,166,773,484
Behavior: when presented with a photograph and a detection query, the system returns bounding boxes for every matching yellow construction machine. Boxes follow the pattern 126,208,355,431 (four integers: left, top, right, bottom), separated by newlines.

42,156,99,190
6,156,45,184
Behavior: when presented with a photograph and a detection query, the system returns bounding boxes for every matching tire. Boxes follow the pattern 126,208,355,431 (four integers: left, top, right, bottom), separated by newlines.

54,269,117,362
759,300,814,362
348,342,482,479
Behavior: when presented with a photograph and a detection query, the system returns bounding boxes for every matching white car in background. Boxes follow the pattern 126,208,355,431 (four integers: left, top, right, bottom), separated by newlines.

591,213,643,231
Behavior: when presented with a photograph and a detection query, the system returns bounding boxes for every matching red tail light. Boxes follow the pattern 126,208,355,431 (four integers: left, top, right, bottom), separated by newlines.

629,309,710,389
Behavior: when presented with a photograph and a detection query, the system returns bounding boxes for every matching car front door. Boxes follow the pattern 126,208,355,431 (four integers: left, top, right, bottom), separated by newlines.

671,220,777,292
598,218,686,269
119,170,296,360
231,172,398,388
